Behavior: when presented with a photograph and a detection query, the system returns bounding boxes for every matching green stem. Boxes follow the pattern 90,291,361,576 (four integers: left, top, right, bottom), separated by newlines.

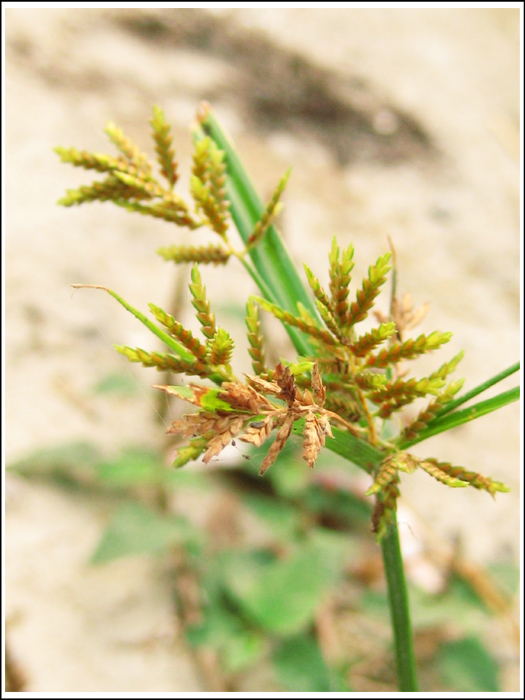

400,385,519,449
431,361,520,420
381,514,419,692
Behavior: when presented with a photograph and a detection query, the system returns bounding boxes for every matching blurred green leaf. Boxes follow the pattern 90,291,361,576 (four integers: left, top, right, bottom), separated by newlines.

264,444,311,498
186,577,266,672
91,501,199,564
241,493,301,539
302,484,371,527
221,630,266,673
96,447,165,486
7,441,102,488
219,540,348,635
488,562,520,597
92,372,140,396
273,634,331,691
406,578,487,632
437,637,499,691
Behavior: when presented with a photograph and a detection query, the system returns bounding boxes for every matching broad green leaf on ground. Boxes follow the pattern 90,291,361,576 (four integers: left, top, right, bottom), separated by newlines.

437,636,499,692
91,501,199,564
241,493,301,539
92,372,140,396
96,447,166,486
218,540,349,635
273,634,331,692
7,441,103,486
186,576,266,672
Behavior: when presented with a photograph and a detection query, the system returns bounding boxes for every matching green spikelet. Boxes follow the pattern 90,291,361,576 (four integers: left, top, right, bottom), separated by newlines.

246,170,290,248
57,175,152,206
115,346,209,377
346,252,391,327
189,265,216,339
172,436,209,468
157,243,230,266
323,393,361,422
376,396,417,419
367,453,418,539
150,105,178,188
418,459,470,488
369,376,446,404
354,371,388,392
371,479,400,540
190,137,229,236
148,303,207,359
112,171,163,198
365,331,453,368
116,200,200,229
54,147,136,175
350,322,397,356
206,328,235,366
328,237,355,328
304,264,332,311
422,459,510,496
365,454,401,496
245,299,266,375
399,379,465,442
303,264,344,340
104,121,151,176
315,299,342,338
428,350,465,380
254,297,338,346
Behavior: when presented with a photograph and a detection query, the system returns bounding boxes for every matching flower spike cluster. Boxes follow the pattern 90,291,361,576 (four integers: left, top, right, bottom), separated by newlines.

56,105,289,269
59,106,510,541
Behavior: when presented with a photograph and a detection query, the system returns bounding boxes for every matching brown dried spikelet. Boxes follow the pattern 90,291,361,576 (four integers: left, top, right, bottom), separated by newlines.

239,417,274,447
391,293,430,340
303,413,323,468
203,415,246,463
311,362,326,406
259,413,295,475
274,362,297,405
218,381,273,414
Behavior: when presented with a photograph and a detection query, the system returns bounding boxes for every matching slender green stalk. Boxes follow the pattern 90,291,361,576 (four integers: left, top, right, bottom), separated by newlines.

381,513,418,692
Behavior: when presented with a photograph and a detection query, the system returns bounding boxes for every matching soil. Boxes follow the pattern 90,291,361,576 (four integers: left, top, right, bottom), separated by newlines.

5,7,520,692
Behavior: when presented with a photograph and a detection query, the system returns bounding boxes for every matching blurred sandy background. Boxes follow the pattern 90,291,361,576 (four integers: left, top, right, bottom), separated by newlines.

5,7,520,692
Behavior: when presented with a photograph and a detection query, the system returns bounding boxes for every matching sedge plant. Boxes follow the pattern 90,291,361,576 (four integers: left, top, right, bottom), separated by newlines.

55,103,519,691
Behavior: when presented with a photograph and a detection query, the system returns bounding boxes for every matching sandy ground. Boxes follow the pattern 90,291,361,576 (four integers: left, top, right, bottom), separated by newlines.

4,7,521,692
